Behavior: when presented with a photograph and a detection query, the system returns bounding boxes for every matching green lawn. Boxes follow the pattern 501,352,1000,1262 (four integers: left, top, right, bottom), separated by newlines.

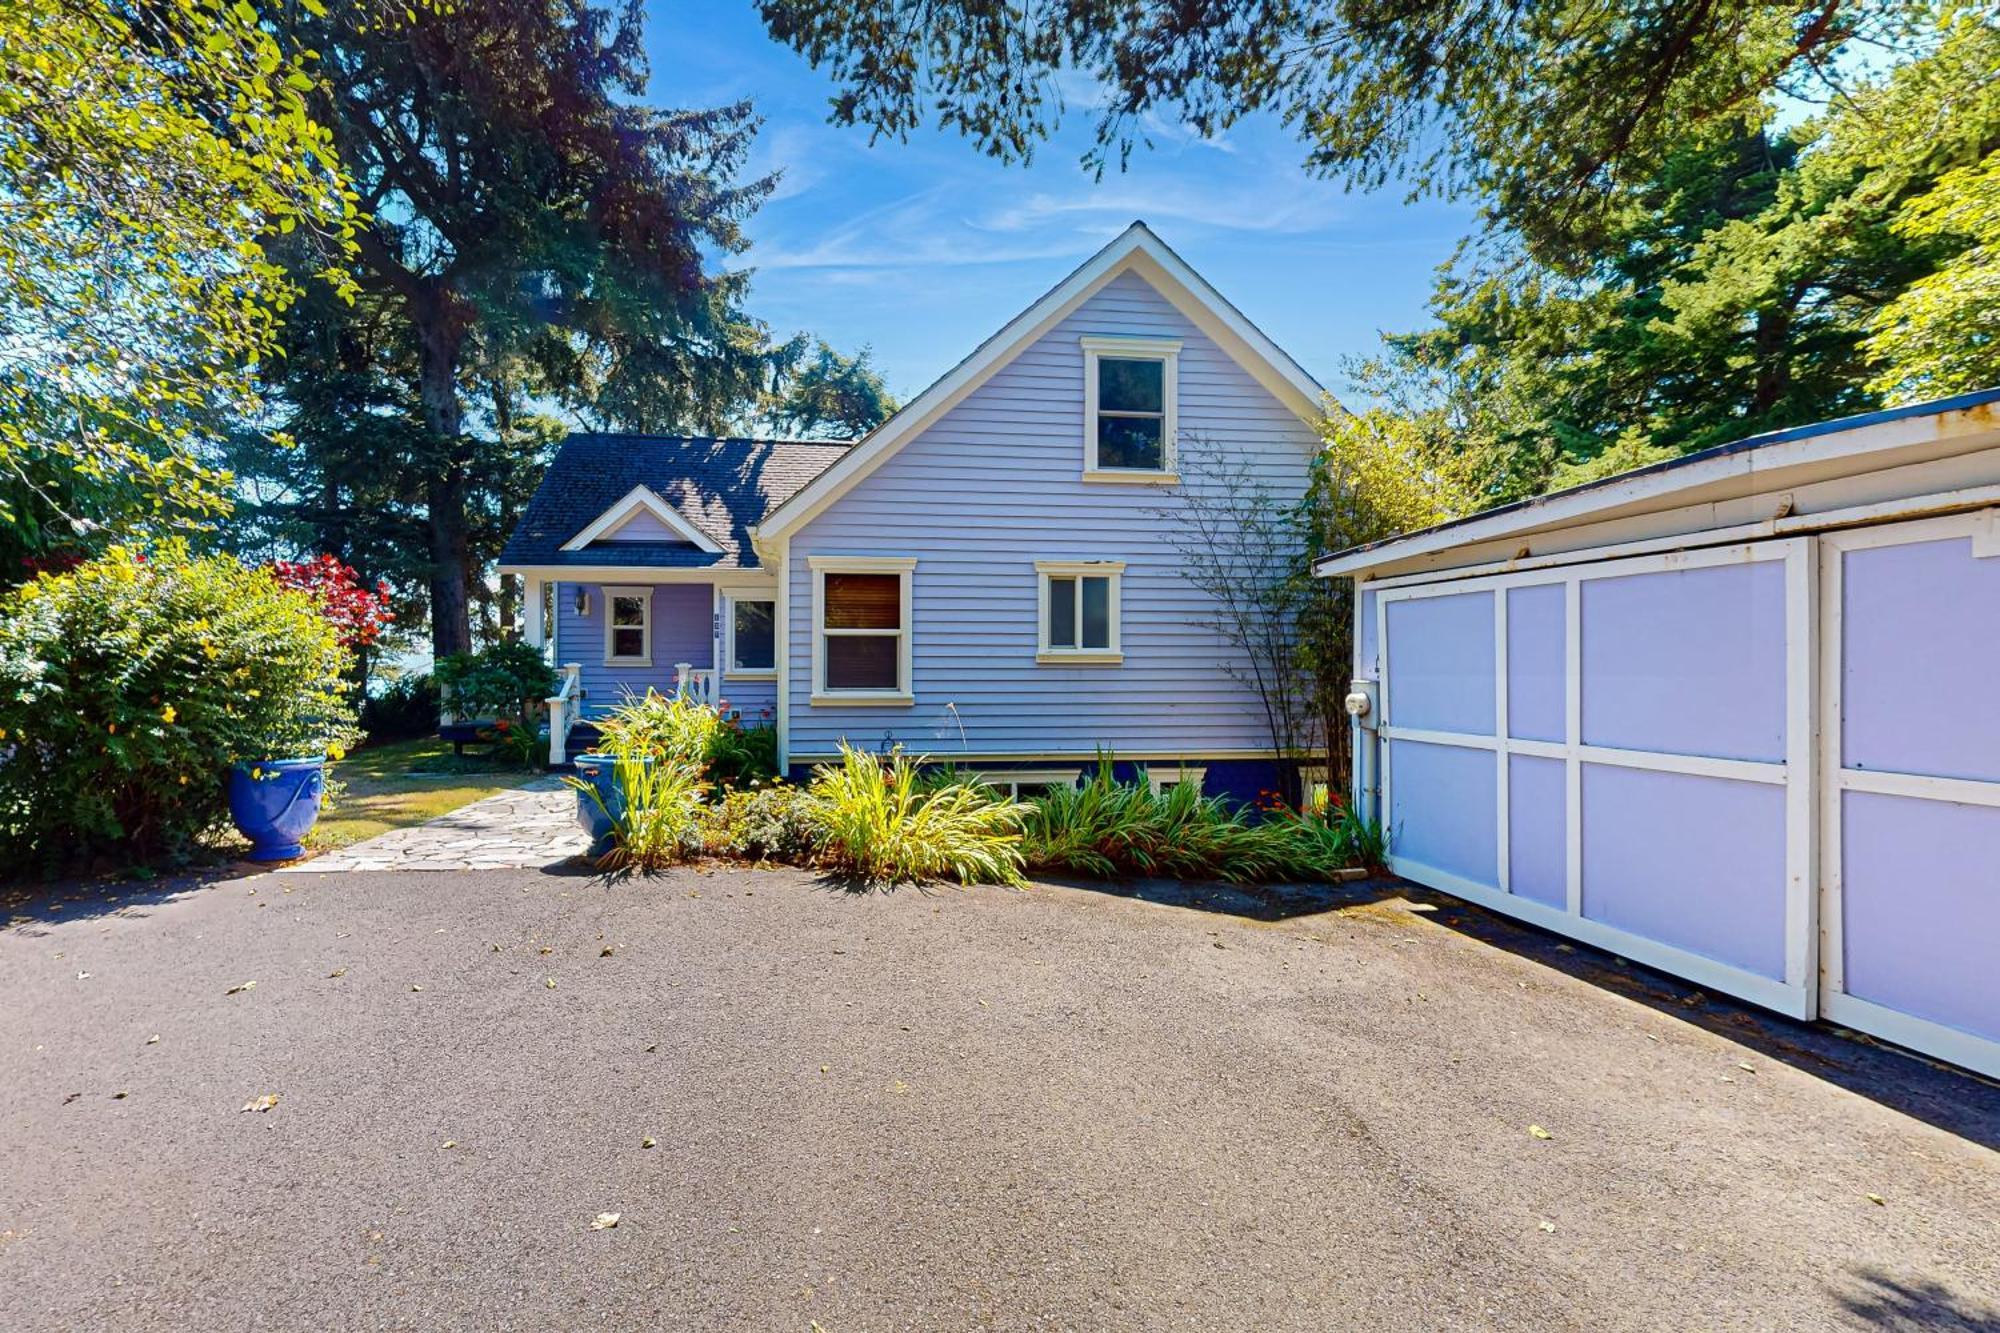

309,737,541,851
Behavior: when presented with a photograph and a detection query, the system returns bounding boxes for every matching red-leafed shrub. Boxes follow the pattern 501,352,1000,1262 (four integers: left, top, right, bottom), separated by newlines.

267,554,393,651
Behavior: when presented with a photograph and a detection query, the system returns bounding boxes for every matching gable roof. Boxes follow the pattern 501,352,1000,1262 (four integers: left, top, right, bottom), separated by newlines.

560,484,724,553
498,435,850,574
752,220,1330,543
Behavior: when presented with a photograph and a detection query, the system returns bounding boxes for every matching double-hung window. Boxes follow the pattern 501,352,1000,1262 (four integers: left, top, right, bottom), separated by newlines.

725,595,776,677
1036,560,1124,664
1082,335,1180,482
809,556,916,703
603,586,651,664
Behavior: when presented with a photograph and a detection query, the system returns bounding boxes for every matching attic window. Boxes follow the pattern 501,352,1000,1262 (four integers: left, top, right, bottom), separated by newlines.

1082,335,1180,483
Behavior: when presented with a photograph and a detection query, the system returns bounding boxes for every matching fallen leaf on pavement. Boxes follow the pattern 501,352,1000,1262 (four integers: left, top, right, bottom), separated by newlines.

544,978,557,989
1866,1193,1886,1206
76,971,91,981
145,1035,159,1045
1528,1125,1553,1140
328,968,347,978
1538,1220,1556,1233
590,1213,620,1231
641,1137,656,1149
409,984,423,992
441,1140,456,1150
600,947,615,957
240,1094,279,1113
225,981,256,995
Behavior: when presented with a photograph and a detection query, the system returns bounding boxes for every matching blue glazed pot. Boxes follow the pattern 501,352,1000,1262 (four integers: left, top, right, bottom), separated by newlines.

229,756,326,862
571,753,652,858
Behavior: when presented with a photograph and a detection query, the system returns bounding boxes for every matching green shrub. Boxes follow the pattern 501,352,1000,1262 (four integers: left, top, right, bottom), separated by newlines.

436,641,557,727
1019,759,1367,884
0,542,359,865
806,744,1025,887
707,715,779,788
359,671,439,742
571,753,708,872
701,781,820,862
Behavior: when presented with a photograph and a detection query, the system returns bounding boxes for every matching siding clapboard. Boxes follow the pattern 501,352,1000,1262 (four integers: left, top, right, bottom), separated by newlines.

786,269,1317,759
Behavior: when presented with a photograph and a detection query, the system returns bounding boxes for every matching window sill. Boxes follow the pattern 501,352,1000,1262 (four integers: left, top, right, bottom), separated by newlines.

605,657,652,667
1036,651,1124,665
1081,469,1178,486
809,691,915,708
723,669,777,681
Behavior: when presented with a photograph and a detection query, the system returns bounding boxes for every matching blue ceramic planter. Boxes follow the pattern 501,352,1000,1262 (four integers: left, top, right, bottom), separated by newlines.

571,753,661,858
229,756,326,862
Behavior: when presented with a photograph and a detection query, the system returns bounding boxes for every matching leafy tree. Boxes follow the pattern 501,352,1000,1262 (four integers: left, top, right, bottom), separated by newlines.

1295,398,1488,785
756,0,1917,263
0,0,356,578
765,341,898,439
281,0,793,657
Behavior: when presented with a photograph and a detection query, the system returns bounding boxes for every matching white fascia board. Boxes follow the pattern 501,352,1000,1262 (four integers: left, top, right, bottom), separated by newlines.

754,222,1332,543
559,484,723,553
1316,397,2000,581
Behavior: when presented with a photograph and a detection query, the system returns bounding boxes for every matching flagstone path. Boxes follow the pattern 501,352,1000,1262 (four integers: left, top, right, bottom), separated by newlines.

281,777,590,873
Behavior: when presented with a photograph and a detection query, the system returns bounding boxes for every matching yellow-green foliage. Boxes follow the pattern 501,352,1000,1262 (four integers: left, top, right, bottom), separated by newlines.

807,745,1025,887
573,754,710,872
597,690,722,764
0,542,359,865
0,0,363,548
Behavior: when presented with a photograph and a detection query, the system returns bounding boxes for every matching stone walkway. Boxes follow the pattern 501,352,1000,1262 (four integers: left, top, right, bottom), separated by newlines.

282,777,591,873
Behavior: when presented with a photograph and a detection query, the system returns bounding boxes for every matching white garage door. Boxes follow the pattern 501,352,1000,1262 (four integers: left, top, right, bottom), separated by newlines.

1820,514,2000,1078
1375,540,1818,1018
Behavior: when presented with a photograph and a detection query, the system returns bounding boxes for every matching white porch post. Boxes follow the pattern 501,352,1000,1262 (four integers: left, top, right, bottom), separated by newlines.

523,575,545,649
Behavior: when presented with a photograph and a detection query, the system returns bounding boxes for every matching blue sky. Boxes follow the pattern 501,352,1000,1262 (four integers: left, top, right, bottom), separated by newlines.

647,3,1477,405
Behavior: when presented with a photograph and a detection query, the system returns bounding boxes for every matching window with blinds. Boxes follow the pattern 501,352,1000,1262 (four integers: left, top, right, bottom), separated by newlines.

811,561,914,697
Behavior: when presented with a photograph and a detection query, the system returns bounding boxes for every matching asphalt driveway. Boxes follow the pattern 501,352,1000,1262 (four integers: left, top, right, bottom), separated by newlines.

3,864,1996,1331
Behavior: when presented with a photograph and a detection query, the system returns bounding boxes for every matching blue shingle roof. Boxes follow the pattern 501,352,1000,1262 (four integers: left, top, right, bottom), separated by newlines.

498,434,852,572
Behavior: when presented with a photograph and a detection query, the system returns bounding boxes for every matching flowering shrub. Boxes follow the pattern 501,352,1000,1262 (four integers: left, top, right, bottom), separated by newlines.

700,781,819,862
0,543,359,866
266,554,392,651
593,691,778,791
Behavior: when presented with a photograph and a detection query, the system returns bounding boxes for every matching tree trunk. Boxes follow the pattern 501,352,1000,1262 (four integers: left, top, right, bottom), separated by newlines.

415,286,474,660
1751,304,1792,416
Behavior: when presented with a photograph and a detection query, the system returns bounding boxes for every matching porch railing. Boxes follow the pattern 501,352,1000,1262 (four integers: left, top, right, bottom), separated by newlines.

545,663,582,766
674,662,718,707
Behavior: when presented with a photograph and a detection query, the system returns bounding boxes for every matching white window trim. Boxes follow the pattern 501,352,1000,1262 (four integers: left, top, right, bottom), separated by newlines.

807,555,916,706
1035,560,1125,664
560,484,723,553
968,767,1085,799
1081,335,1181,484
1147,763,1207,796
722,592,778,680
602,585,653,666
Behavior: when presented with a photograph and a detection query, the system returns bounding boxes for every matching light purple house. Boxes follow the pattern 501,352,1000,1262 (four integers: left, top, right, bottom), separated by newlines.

1318,387,2000,1079
499,222,1327,802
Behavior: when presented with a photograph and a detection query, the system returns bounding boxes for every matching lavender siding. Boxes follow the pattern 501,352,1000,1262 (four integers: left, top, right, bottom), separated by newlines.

1507,754,1566,908
553,582,715,716
1506,583,1565,743
1580,765,1787,979
1841,790,2000,1041
783,269,1316,759
597,510,686,542
1389,739,1497,886
1842,537,2000,782
1386,592,1495,736
1581,562,1787,763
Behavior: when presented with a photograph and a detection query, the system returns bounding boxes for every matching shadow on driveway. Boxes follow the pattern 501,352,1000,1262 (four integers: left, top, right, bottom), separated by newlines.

1046,870,2000,1153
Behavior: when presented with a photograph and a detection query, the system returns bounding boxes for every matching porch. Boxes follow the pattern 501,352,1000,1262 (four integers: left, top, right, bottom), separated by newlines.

520,572,776,765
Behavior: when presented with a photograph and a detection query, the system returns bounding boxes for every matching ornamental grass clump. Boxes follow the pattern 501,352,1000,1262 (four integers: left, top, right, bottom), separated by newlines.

573,753,709,872
806,743,1025,887
1019,758,1371,884
0,542,359,866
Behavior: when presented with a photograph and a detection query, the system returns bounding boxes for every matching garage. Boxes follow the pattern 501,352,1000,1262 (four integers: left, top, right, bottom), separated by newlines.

1319,388,2000,1078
